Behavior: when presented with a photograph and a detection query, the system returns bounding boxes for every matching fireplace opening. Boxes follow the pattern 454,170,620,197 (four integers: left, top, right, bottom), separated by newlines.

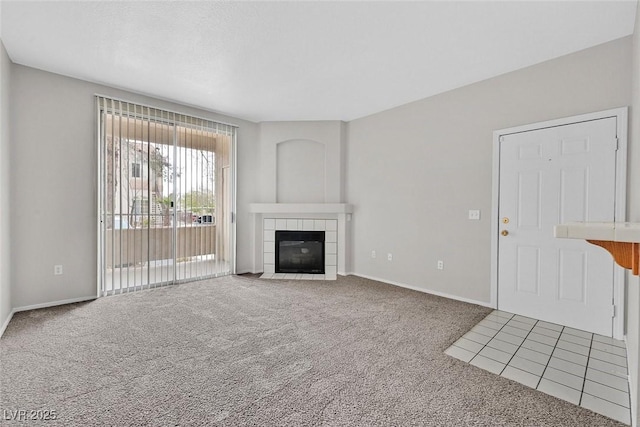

275,230,325,274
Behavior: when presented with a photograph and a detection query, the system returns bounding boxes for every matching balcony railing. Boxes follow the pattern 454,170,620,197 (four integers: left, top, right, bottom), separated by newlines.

105,219,216,269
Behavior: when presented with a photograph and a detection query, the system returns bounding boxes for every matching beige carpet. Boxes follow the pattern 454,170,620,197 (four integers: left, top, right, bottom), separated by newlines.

0,274,625,426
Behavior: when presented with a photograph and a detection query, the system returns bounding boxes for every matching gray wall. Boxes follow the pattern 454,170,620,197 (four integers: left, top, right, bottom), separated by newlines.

258,121,346,204
627,5,640,424
0,39,11,329
346,37,632,303
10,65,260,308
277,140,325,203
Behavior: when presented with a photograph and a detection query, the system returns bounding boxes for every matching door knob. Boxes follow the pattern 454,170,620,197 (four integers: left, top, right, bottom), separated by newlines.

501,230,509,236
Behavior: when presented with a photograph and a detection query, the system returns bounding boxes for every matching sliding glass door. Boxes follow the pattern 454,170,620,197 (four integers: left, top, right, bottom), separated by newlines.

97,97,236,295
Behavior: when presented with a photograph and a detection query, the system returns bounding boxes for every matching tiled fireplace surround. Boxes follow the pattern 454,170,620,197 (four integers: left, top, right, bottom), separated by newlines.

262,218,338,280
248,204,352,280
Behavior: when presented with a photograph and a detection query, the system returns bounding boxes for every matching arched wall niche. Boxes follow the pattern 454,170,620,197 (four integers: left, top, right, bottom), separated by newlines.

276,139,326,203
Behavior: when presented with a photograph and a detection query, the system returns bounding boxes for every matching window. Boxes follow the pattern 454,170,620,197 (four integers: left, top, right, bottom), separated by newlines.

98,95,237,294
131,162,142,178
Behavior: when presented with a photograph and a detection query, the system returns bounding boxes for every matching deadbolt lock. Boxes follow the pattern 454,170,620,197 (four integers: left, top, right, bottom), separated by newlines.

502,217,510,224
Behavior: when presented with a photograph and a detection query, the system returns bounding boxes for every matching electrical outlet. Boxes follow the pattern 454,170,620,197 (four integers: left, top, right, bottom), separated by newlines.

468,210,481,220
371,250,376,258
387,253,393,261
54,265,63,275
437,260,444,270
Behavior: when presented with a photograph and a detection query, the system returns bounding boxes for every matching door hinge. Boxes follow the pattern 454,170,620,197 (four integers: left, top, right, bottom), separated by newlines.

231,212,236,223
612,137,619,151
612,305,616,318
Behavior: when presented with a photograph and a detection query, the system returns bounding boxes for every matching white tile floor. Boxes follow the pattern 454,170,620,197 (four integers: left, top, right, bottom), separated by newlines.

446,310,631,425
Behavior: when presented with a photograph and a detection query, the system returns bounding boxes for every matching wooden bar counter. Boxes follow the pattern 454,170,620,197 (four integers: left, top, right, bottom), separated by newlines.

555,222,640,275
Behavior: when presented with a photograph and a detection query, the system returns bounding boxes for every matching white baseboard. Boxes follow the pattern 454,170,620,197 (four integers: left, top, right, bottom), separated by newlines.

13,296,97,314
0,309,14,338
350,273,493,308
1,296,96,339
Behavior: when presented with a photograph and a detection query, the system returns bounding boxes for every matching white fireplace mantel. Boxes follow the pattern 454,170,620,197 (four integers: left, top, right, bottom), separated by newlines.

249,203,353,214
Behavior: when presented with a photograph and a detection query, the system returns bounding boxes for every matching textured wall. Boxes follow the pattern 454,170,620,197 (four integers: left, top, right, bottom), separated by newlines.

258,121,345,204
346,37,632,304
0,39,12,331
277,140,325,203
626,4,640,424
10,65,260,307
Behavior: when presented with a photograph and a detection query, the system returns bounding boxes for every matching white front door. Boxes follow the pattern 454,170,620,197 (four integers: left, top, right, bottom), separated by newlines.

498,117,618,336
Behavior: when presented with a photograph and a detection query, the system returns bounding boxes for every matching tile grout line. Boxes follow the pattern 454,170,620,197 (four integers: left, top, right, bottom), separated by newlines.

587,349,628,369
562,332,631,420
577,331,595,406
474,314,555,378
499,317,541,380
584,359,629,386
570,346,627,378
535,324,563,392
468,311,514,366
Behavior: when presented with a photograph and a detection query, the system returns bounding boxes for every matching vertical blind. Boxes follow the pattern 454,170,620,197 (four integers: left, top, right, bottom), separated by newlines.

96,96,237,296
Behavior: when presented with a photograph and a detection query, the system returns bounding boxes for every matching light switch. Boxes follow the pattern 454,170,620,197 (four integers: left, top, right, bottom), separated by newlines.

468,210,480,220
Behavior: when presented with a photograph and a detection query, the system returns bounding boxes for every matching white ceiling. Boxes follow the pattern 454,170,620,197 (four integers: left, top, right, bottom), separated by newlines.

0,1,637,122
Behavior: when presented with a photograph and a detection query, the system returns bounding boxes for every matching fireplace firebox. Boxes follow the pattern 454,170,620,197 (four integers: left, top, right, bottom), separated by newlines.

275,230,325,274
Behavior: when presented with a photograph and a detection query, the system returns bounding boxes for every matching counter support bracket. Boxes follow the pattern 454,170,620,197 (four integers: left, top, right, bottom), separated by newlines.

587,240,640,275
